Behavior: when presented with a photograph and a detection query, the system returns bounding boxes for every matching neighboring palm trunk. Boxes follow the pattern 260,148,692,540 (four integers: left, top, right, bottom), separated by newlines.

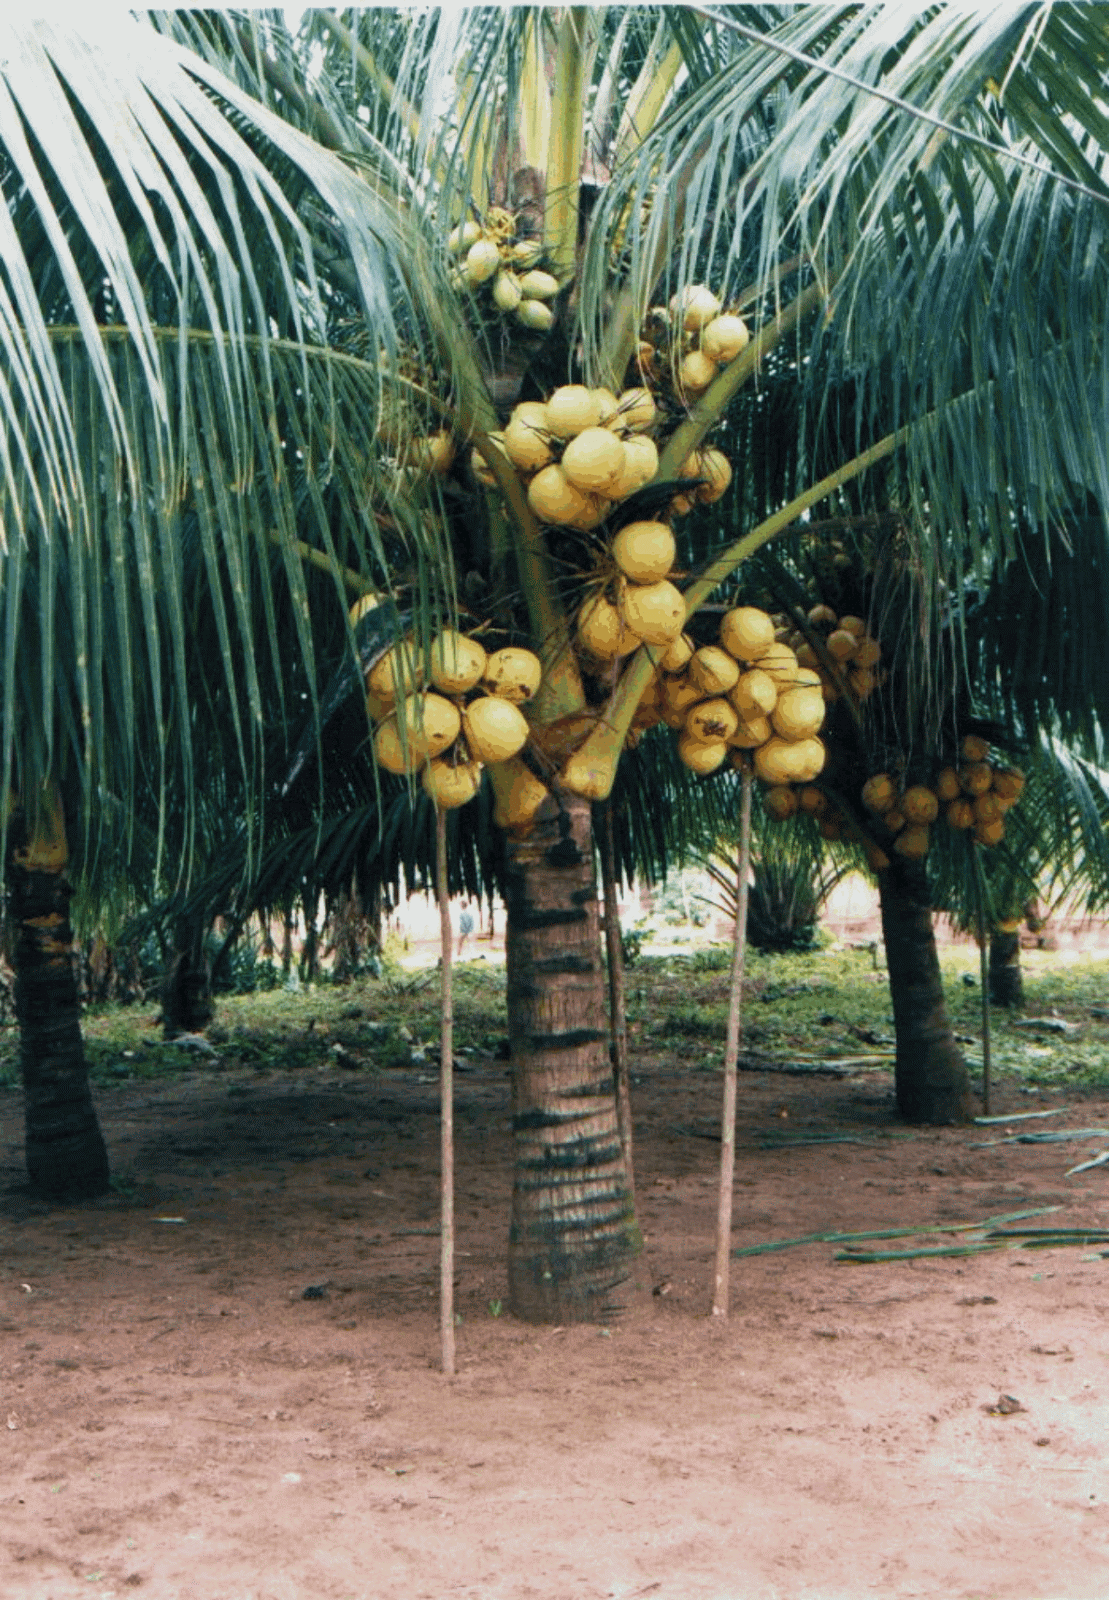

7,789,110,1201
988,928,1023,1008
161,915,214,1038
878,856,974,1125
504,793,637,1323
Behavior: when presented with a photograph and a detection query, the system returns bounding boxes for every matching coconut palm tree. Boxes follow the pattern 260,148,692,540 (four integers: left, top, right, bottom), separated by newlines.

7,6,1109,1313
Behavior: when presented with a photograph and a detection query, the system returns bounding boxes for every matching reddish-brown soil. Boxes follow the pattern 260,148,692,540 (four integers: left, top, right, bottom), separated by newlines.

2,1050,1108,1600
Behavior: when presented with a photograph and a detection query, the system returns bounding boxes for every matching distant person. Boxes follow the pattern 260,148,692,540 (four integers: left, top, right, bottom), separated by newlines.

457,904,475,959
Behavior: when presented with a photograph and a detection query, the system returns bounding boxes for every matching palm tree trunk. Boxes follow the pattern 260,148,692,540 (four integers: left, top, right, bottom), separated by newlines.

504,793,637,1323
988,929,1023,1008
161,916,214,1038
7,792,110,1201
878,857,974,1125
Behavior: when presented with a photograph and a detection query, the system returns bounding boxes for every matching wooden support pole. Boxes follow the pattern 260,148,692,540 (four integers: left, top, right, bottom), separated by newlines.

713,767,753,1317
436,806,456,1376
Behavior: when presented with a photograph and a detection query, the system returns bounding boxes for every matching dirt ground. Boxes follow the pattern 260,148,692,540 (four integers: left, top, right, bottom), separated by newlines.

2,1041,1109,1600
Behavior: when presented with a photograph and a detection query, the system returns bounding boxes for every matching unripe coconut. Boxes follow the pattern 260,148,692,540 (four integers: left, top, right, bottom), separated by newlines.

492,756,550,832
462,696,530,763
883,808,907,835
848,666,879,699
423,758,483,809
608,387,657,433
504,409,554,473
826,629,859,661
893,826,930,859
689,645,740,698
694,447,732,504
670,492,696,517
763,785,798,821
758,642,801,687
660,632,695,673
366,639,423,701
992,767,1025,801
935,767,961,802
771,679,825,740
448,219,483,254
465,237,502,285
729,714,773,749
865,843,891,872
561,427,628,495
720,606,776,661
577,592,640,661
677,735,728,775
962,734,991,763
837,615,866,637
861,773,897,813
482,646,543,703
660,672,704,728
620,578,686,645
959,762,993,796
674,284,722,331
516,299,555,332
429,629,487,694
807,604,838,627
798,784,826,815
612,520,676,584
819,817,844,841
946,798,975,830
685,697,738,743
527,462,595,525
701,313,750,364
492,270,523,312
731,668,778,718
796,643,820,670
901,785,940,826
518,269,560,301
974,817,1006,847
374,717,416,775
400,691,462,759
510,239,543,268
973,791,1004,826
412,430,455,475
678,349,718,393
853,635,882,668
608,434,659,498
545,385,603,438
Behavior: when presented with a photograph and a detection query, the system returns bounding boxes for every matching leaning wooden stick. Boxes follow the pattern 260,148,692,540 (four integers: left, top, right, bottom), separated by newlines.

713,767,753,1317
435,805,456,1377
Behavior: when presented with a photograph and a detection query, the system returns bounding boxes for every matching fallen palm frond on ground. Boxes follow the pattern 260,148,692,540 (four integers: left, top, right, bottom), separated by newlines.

731,1205,1109,1263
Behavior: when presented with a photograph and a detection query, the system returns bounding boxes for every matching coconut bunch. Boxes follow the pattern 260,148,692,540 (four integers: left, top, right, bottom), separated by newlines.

625,602,828,780
789,604,884,704
859,737,1025,856
575,514,688,671
365,626,545,812
447,208,558,333
634,283,751,403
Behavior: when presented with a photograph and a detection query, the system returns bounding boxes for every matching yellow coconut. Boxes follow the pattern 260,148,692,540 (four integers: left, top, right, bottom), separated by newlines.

959,762,994,796
620,578,686,646
973,791,1004,826
348,591,383,628
373,717,416,775
685,697,738,743
492,270,523,313
492,756,551,832
577,592,641,661
689,645,740,698
429,629,487,694
757,642,801,687
464,237,502,285
516,299,555,332
730,668,778,718
660,632,696,674
400,691,462,759
825,629,859,661
561,427,628,495
763,785,798,821
527,463,595,525
935,767,962,802
701,313,750,364
660,673,705,729
754,737,816,785
482,647,543,703
853,635,882,668
611,521,676,584
608,434,659,498
837,615,866,637
962,734,991,763
678,350,718,393
798,785,826,815
893,826,930,859
861,773,897,813
470,444,499,487
720,606,776,662
503,408,554,473
771,675,825,740
366,639,423,701
728,714,773,749
510,240,543,269
693,447,733,504
545,384,603,438
677,735,728,774
422,759,483,809
674,284,722,330
365,687,394,723
788,737,827,782
518,269,560,301
447,219,483,254
592,387,620,426
974,817,1006,847
462,696,530,763
608,387,658,433
807,604,838,627
992,767,1026,801
901,785,940,826
946,798,976,830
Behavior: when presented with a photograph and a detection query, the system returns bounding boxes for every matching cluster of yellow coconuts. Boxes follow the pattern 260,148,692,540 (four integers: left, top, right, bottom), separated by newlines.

361,617,544,812
635,283,753,403
861,736,1025,857
786,603,884,703
623,603,828,781
447,208,558,332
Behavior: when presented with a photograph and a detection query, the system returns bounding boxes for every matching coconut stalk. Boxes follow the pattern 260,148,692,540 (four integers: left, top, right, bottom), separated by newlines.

712,765,753,1317
435,804,456,1378
599,801,634,1201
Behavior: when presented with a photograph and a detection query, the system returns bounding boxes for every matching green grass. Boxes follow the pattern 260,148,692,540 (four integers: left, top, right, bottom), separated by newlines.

1,944,1107,1092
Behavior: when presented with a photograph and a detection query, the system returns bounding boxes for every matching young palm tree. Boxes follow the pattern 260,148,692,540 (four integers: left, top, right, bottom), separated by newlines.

6,8,1109,1315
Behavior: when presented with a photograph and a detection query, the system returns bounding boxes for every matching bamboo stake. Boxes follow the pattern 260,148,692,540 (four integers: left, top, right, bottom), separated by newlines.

713,766,753,1317
435,805,455,1378
600,803,634,1202
975,861,992,1116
